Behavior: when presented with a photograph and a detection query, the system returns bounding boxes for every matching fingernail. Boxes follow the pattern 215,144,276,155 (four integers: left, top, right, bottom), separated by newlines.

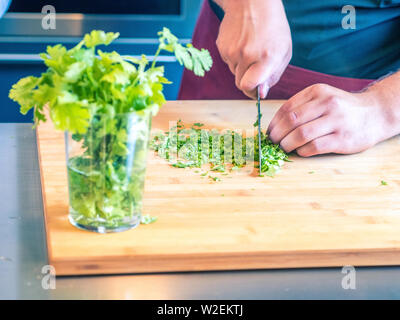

267,123,273,134
269,134,275,144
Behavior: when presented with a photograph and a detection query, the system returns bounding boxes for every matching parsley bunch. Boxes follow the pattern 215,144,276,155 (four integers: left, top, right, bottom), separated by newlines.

9,29,212,231
9,28,212,133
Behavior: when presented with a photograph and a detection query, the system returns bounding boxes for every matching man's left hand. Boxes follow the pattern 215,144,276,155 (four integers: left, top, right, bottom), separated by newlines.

267,83,393,157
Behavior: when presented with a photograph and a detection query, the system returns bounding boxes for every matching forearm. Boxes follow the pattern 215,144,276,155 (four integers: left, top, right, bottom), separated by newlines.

365,72,400,138
212,0,284,14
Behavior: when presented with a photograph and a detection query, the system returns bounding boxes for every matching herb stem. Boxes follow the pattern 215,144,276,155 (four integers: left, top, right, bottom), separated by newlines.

151,46,162,69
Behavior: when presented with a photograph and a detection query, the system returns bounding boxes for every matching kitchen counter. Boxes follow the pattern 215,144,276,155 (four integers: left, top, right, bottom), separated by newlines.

1,123,400,300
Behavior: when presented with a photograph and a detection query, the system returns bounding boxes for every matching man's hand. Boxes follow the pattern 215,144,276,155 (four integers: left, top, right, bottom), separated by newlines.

215,0,292,99
267,83,398,157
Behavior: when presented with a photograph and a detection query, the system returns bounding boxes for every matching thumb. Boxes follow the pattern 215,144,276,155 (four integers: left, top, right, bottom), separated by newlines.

240,61,282,99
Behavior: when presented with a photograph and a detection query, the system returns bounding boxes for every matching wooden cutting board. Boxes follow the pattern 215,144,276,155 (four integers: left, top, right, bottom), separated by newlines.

37,100,400,276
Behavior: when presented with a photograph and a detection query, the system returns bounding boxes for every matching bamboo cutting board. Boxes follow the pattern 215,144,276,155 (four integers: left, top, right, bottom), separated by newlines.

37,100,400,276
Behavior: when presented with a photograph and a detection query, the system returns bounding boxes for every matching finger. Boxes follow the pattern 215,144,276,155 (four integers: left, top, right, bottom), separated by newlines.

228,61,237,76
235,62,249,91
236,64,272,99
240,60,283,99
216,43,238,75
296,133,339,157
267,88,315,134
268,99,328,144
236,62,271,98
279,116,335,153
219,53,237,75
238,62,260,98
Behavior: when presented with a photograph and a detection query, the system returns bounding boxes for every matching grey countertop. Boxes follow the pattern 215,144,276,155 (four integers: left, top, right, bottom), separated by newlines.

1,123,400,300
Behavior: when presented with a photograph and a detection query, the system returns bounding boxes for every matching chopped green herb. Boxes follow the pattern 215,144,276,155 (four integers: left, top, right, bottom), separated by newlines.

150,121,289,177
211,164,226,172
141,214,158,224
172,161,192,168
209,175,221,182
381,180,388,186
308,171,315,174
253,113,262,127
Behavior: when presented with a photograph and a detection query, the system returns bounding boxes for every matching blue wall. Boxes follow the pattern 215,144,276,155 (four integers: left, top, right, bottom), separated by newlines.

0,0,202,122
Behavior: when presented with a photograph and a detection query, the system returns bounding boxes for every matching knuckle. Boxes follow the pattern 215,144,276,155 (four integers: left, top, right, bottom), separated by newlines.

260,50,271,61
280,102,293,113
297,126,310,142
240,46,255,61
325,95,339,107
279,101,293,116
217,45,233,62
227,47,238,60
310,83,329,95
286,110,300,126
309,84,321,94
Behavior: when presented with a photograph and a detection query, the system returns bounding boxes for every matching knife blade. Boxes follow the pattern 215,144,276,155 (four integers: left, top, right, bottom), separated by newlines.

257,86,262,176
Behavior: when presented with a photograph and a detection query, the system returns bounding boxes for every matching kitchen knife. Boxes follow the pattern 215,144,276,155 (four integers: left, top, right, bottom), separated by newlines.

257,86,262,176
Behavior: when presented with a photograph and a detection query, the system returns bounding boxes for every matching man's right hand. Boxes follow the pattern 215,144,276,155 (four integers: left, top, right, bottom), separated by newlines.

215,0,292,99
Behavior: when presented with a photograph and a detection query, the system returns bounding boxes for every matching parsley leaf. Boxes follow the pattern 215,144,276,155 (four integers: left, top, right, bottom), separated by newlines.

9,76,40,115
9,28,212,134
157,27,213,76
83,30,120,48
